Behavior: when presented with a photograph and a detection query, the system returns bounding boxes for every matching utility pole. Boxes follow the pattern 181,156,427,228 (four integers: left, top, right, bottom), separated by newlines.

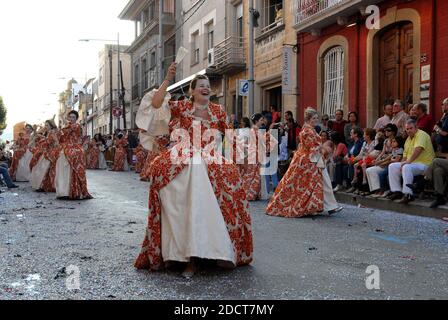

120,61,126,130
109,49,113,135
117,33,121,130
158,0,164,84
248,0,255,116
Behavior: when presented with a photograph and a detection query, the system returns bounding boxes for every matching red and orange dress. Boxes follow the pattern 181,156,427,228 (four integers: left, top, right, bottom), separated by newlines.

9,133,31,182
266,123,339,217
139,135,170,181
134,90,253,271
55,123,92,200
111,137,129,171
86,140,100,169
133,144,148,174
40,130,60,192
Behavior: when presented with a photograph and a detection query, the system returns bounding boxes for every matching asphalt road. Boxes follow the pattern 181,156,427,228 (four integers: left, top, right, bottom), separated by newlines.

1,169,447,300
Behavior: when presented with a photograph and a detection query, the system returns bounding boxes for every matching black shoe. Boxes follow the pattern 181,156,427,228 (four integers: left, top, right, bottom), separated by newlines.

398,194,415,204
388,192,403,201
8,185,19,189
430,195,446,209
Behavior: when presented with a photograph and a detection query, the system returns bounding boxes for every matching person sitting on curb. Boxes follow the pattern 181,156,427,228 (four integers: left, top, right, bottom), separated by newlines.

388,120,435,204
424,157,448,208
0,149,19,190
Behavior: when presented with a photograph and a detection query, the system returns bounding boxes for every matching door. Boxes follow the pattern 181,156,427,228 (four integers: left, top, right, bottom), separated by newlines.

379,22,414,115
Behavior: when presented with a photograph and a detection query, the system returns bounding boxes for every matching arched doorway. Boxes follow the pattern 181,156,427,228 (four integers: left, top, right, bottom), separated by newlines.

378,21,414,115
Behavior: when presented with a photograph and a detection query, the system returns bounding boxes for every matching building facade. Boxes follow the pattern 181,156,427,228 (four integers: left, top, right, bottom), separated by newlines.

95,44,132,135
294,0,448,126
119,0,176,129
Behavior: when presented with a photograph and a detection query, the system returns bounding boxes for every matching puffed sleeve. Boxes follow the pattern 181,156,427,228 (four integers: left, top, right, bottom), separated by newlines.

136,89,173,136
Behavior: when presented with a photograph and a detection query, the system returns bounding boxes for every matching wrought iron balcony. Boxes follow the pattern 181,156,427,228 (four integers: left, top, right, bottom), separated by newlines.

211,36,246,75
293,0,383,33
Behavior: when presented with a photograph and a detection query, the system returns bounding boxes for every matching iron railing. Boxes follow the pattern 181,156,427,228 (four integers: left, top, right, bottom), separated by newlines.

295,0,346,25
213,36,245,70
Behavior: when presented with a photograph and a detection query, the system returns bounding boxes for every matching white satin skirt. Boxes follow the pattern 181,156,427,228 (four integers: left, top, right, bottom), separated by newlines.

31,156,50,190
323,168,339,211
159,157,236,265
98,153,107,170
55,152,71,198
16,150,33,182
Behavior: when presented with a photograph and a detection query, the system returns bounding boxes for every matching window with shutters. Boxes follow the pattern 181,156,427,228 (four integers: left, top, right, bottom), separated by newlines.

321,46,345,118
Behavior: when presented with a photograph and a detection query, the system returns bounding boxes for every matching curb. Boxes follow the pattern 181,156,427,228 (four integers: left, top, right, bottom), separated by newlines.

335,192,448,220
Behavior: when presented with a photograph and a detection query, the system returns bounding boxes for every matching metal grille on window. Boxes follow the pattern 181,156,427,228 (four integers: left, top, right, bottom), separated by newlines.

322,46,344,118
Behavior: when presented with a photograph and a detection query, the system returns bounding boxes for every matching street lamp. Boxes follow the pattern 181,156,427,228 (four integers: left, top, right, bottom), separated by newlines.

79,33,124,135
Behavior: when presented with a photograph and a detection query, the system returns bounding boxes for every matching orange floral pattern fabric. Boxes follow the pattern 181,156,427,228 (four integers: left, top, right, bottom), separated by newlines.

9,134,30,181
139,136,170,181
59,123,92,200
86,141,100,169
111,137,128,171
266,124,324,218
41,131,60,193
29,137,45,171
134,144,148,174
134,100,253,271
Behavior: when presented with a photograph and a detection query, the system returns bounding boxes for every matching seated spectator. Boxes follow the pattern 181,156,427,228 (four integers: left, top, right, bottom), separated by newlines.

366,124,402,197
374,104,393,130
433,98,448,153
320,114,330,132
414,103,434,135
409,105,418,120
344,111,360,146
334,128,363,191
388,120,435,204
0,150,18,189
424,157,448,208
349,128,379,194
331,132,348,192
391,99,410,136
321,130,334,182
330,109,347,140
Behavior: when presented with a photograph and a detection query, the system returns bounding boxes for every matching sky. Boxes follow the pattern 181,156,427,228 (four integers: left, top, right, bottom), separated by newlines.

0,0,135,141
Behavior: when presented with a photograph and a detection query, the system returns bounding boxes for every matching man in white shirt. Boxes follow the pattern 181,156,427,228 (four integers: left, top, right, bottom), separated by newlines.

391,99,410,135
374,104,393,130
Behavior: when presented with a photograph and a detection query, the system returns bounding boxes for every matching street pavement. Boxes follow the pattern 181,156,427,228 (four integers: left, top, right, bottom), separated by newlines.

0,169,447,300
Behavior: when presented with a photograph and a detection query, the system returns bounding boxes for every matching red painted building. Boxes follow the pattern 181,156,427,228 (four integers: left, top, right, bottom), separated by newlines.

294,0,448,126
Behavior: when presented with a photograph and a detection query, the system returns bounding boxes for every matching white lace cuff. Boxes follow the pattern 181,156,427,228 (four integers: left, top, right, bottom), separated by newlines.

136,89,172,136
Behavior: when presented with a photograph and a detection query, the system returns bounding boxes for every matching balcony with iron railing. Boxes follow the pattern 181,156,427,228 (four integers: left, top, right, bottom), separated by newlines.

293,0,383,33
127,3,175,53
211,36,246,75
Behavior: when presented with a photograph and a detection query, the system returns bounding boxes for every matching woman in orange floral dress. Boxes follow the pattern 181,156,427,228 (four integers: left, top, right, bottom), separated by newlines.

266,108,343,218
134,63,253,278
86,137,101,170
133,143,147,174
29,133,45,172
31,119,59,192
111,132,129,171
55,110,92,200
239,114,264,201
40,119,60,193
9,124,34,182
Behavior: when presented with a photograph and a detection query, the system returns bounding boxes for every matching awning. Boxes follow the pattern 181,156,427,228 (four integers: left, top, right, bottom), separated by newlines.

167,69,207,93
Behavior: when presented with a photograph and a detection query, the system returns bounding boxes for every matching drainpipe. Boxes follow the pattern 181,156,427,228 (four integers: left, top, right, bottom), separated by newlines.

430,0,437,114
299,33,305,124
356,15,360,121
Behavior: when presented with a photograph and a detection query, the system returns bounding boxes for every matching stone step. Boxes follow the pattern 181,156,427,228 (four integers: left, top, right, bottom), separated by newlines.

335,192,448,220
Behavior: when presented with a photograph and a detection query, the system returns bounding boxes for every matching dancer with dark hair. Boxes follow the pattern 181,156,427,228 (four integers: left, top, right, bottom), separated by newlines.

54,110,92,200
